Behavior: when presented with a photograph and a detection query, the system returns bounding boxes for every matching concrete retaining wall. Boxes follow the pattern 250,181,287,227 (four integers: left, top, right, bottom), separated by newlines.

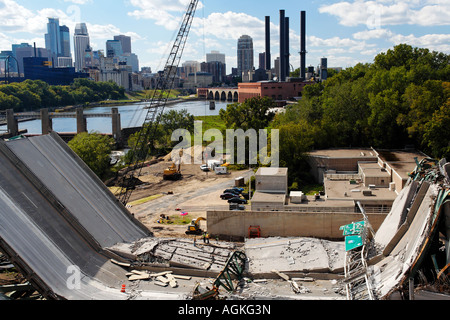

207,210,386,240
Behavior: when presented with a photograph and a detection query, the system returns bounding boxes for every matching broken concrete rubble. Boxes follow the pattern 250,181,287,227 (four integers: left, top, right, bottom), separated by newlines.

349,158,450,300
245,237,345,275
109,238,238,273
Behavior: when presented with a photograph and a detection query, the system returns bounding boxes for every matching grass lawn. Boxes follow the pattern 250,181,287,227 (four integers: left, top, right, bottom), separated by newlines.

194,115,227,133
159,214,192,225
128,194,164,206
194,115,229,153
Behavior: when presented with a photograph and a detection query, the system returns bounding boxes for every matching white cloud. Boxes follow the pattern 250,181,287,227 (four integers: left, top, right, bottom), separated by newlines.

319,0,450,27
353,28,394,40
389,33,450,52
353,27,450,53
0,0,143,54
128,0,204,30
63,0,91,4
0,0,38,33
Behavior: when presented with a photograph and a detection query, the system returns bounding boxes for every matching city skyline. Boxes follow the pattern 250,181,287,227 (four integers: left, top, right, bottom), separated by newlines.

0,0,448,74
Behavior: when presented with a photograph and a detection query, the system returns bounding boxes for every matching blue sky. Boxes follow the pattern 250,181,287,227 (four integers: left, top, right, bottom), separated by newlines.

0,0,449,74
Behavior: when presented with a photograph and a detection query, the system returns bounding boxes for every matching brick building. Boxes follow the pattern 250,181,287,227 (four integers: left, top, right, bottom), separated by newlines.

238,80,307,103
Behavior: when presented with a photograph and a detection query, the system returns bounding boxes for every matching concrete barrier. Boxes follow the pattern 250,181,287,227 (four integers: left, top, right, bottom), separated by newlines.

207,210,386,240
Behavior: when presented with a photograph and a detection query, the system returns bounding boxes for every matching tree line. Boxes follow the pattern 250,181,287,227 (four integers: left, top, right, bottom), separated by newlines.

272,44,450,184
0,78,126,112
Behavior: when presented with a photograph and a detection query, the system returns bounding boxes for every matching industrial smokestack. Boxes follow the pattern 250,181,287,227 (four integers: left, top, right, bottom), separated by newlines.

300,11,306,80
285,16,290,77
280,9,286,81
265,16,271,71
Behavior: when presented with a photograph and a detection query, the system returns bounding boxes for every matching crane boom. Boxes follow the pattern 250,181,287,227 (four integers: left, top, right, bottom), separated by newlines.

118,0,199,206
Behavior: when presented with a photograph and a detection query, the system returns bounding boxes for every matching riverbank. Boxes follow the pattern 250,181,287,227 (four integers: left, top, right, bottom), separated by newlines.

58,96,204,112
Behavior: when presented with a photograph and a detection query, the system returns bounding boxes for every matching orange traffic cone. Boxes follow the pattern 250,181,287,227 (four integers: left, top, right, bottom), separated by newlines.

121,284,126,293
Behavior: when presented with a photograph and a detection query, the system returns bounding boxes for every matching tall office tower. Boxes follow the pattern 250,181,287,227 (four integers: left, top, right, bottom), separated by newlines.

259,53,266,70
106,40,123,58
11,43,32,73
182,60,200,78
114,35,132,55
201,61,226,83
45,18,61,61
15,46,50,74
59,25,71,58
206,51,225,64
237,35,254,76
320,57,328,82
74,23,91,72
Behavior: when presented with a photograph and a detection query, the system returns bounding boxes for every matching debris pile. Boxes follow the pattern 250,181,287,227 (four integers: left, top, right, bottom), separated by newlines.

360,158,450,300
244,237,345,275
109,238,238,272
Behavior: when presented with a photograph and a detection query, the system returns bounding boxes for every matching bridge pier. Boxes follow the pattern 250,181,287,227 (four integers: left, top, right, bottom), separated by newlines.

6,109,19,137
41,109,53,135
4,108,124,144
112,108,122,141
76,108,87,134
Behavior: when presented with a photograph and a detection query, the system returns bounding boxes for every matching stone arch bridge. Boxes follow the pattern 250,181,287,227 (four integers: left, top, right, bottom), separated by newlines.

203,88,239,102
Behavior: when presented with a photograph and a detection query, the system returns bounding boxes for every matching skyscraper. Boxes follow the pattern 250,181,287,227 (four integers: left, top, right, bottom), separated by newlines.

44,18,72,67
106,40,123,58
206,51,225,64
74,23,90,72
45,18,61,59
11,43,32,73
59,25,71,58
114,35,132,55
237,35,254,76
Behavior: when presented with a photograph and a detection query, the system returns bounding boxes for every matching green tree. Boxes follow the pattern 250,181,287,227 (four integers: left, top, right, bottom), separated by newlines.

399,80,447,145
423,102,450,159
0,91,21,111
127,109,195,159
68,132,115,178
367,89,407,148
219,96,275,131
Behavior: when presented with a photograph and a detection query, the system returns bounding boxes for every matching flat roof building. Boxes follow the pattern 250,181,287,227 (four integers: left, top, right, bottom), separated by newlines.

238,80,307,103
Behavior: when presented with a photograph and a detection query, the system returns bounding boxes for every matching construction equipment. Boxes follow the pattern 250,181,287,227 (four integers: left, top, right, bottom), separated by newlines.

186,217,206,235
117,0,199,206
248,226,261,238
163,162,182,181
193,251,247,300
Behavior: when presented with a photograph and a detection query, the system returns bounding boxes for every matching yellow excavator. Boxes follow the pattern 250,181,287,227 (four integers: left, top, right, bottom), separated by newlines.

186,217,206,235
163,162,182,181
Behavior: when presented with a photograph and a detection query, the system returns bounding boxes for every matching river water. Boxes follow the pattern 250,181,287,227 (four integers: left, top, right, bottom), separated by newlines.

3,100,229,135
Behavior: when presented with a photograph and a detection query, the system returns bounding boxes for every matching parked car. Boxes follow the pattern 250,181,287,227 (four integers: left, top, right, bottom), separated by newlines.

220,193,237,200
200,164,210,172
229,203,245,211
224,189,240,195
232,187,244,193
228,197,248,205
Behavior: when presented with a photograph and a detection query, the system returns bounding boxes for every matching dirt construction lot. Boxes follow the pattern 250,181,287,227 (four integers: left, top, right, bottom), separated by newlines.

126,159,252,238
